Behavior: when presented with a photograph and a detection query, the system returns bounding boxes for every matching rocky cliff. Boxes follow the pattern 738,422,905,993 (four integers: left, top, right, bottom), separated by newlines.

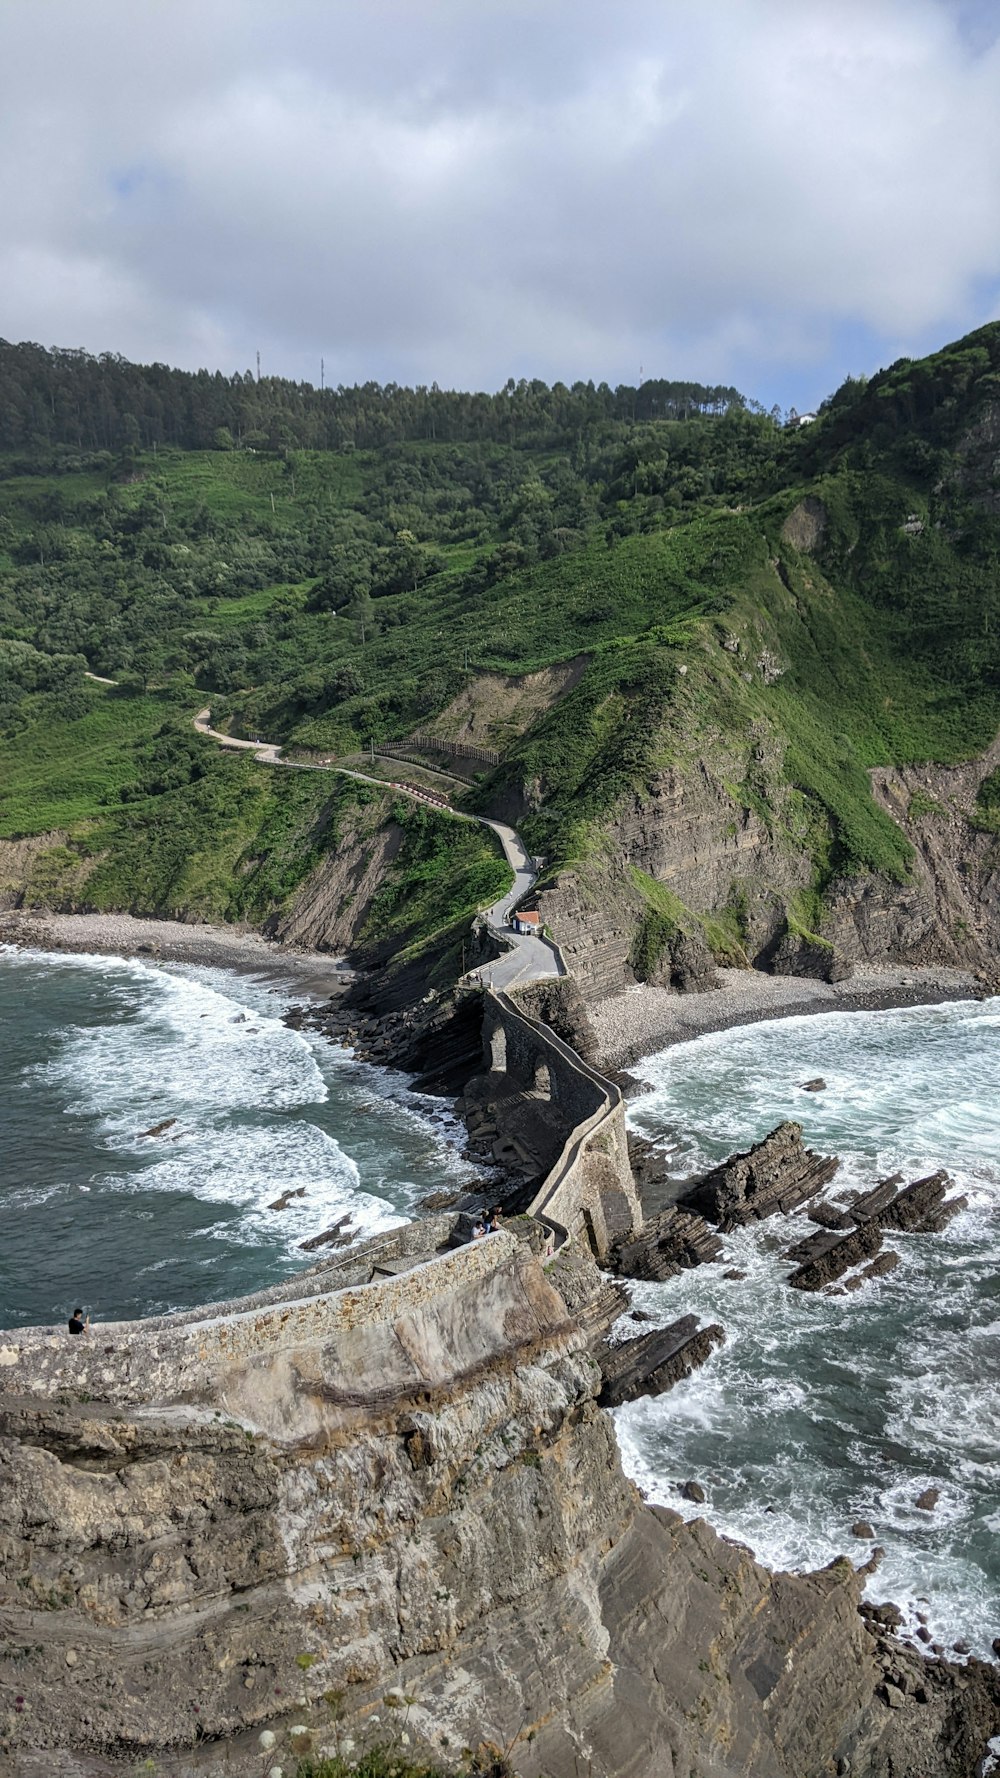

2,1224,997,1778
533,698,1000,1003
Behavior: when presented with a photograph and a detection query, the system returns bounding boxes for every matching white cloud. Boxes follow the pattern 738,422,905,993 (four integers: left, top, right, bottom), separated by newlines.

1,0,999,398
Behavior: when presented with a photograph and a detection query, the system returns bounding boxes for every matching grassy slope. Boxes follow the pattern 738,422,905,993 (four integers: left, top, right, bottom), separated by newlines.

5,330,1000,955
0,695,510,953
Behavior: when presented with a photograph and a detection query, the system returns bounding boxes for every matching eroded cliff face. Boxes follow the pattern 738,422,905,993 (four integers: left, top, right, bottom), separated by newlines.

534,752,810,999
534,732,1000,1000
2,1227,996,1778
823,735,1000,973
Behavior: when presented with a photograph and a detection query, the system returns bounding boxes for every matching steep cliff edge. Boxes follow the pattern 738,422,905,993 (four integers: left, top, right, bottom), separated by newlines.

2,1226,996,1777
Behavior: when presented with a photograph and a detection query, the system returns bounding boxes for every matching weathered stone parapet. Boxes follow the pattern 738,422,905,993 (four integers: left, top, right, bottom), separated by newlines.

0,1229,535,1416
482,986,641,1256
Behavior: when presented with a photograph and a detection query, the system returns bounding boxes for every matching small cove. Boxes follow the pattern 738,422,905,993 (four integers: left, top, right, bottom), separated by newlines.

0,946,482,1328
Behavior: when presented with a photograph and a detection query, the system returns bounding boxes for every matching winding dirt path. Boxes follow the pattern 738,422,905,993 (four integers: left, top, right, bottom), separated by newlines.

191,709,560,984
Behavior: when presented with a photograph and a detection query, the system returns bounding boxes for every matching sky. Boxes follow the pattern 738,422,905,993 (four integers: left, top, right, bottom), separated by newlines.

2,0,1000,411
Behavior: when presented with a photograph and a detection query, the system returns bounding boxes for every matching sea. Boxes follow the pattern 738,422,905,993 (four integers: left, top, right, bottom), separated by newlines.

0,945,483,1330
619,995,1000,1659
3,949,998,1659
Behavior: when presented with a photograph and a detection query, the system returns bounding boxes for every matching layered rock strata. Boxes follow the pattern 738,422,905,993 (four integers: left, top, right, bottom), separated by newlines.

596,1314,725,1406
785,1170,968,1292
684,1120,840,1230
3,1225,999,1777
613,1205,724,1280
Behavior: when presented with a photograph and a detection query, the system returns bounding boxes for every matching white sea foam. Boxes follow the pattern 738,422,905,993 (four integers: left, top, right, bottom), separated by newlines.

2,947,482,1316
618,996,1000,1656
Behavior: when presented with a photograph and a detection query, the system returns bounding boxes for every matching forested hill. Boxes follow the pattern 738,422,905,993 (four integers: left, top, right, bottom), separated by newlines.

2,323,1000,978
0,339,750,456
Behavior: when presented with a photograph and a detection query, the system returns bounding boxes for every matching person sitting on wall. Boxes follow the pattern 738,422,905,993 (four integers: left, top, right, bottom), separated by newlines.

472,1219,486,1239
67,1307,90,1335
485,1206,503,1233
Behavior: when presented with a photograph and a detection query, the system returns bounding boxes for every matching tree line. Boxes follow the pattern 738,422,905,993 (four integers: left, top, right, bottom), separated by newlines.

0,339,749,457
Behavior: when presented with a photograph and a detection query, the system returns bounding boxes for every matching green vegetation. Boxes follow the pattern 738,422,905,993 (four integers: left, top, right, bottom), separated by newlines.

3,323,1000,955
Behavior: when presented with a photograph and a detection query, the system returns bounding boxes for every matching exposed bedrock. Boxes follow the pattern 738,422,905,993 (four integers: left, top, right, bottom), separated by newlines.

785,1169,968,1292
683,1120,840,1231
613,1204,725,1280
1,1226,998,1775
527,731,1000,1000
596,1314,725,1406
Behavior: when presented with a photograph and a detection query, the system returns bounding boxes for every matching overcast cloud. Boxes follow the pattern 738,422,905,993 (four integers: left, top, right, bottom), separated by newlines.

2,0,1000,407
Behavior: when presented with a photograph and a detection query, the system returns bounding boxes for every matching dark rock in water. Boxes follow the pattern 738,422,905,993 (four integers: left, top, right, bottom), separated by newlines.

787,1170,966,1291
800,1077,826,1092
680,1479,706,1504
613,1206,724,1280
862,1600,904,1630
850,1521,875,1540
629,1309,654,1323
685,1122,839,1231
850,1169,965,1236
860,1250,900,1283
299,1214,353,1252
137,1117,177,1139
916,1625,932,1644
992,1637,1000,1657
597,1316,725,1408
953,1639,971,1655
269,1186,307,1211
417,1188,463,1210
788,1222,884,1290
915,1487,940,1512
723,1268,747,1281
807,1201,854,1230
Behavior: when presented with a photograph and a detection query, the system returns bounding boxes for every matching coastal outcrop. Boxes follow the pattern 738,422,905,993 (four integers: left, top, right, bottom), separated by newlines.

785,1169,968,1291
596,1313,725,1405
683,1120,840,1230
612,1204,724,1279
2,1220,998,1778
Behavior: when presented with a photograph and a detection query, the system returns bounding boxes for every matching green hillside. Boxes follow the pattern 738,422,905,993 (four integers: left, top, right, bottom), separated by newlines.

2,327,1000,960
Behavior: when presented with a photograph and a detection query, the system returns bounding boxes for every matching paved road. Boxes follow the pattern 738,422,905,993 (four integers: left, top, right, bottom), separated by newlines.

192,710,560,984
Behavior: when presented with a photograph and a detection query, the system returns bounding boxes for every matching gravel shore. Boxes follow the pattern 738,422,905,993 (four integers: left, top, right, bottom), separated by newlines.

0,909,350,1000
590,963,985,1074
1,911,987,1078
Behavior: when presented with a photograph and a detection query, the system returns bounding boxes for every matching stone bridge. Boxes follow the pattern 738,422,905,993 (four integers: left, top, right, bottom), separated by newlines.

483,987,641,1257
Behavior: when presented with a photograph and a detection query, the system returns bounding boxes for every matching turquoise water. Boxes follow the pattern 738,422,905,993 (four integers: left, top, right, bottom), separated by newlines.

618,998,1000,1658
0,947,480,1329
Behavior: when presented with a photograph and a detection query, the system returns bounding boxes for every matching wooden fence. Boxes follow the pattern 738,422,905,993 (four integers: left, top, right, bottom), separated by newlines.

377,733,501,768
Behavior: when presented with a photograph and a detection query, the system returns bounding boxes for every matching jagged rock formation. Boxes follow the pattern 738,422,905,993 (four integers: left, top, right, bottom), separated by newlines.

613,1204,724,1280
596,1314,725,1406
2,1222,997,1778
786,1170,968,1291
683,1121,840,1230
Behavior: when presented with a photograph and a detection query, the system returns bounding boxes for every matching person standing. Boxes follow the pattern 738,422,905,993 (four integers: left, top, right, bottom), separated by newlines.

67,1307,90,1335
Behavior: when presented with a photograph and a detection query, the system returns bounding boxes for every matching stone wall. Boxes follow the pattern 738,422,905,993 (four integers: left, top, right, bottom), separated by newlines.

0,1229,521,1416
483,986,641,1255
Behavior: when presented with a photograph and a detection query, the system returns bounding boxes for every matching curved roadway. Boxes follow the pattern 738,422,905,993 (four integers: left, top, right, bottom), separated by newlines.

192,709,560,985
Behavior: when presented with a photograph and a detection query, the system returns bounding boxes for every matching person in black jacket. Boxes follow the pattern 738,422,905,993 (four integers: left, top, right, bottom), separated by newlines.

67,1307,90,1335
